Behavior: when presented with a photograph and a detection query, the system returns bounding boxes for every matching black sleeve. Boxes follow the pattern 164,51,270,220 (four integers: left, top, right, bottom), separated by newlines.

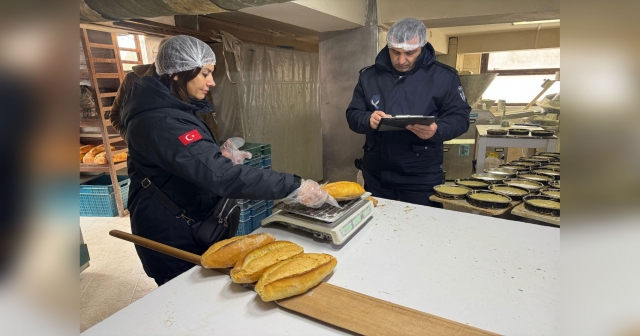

141,114,300,200
432,74,471,143
345,76,375,135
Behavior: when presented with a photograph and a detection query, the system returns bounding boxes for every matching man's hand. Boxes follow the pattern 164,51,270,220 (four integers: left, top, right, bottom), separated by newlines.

407,123,438,140
370,110,392,129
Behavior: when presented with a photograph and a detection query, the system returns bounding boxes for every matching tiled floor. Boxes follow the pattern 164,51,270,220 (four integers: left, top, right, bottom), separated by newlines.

80,216,158,333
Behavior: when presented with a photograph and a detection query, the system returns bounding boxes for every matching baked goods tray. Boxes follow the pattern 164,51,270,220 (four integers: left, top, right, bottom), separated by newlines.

277,193,371,223
485,134,557,139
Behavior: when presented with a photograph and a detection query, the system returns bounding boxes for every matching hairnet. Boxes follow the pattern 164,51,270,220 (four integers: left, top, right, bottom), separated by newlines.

386,18,427,51
156,35,216,75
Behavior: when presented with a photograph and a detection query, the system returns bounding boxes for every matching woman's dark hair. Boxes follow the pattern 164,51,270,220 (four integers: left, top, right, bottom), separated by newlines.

160,67,202,104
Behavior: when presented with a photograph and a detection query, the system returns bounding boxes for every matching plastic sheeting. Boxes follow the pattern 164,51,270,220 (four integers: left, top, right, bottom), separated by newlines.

208,43,322,181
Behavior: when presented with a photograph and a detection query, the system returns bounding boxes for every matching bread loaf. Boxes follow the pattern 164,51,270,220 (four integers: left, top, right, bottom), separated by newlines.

230,241,303,284
94,151,127,165
255,253,337,302
201,233,275,269
80,145,95,163
322,181,365,201
82,144,115,164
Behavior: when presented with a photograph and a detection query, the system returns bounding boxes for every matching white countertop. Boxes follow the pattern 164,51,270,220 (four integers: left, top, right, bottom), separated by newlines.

83,198,559,336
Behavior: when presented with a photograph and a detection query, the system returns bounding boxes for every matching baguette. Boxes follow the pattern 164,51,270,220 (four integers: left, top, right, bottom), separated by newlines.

94,151,127,165
255,253,337,302
322,181,365,201
201,233,275,269
230,241,304,284
82,144,115,164
80,145,95,163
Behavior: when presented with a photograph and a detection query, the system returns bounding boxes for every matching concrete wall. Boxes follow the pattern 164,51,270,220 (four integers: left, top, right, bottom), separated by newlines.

294,0,367,26
457,28,559,54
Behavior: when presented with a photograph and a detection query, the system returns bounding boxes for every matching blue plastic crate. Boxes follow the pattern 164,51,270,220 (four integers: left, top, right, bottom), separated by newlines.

239,209,251,222
265,200,274,209
251,209,268,231
243,157,262,168
250,202,265,216
235,218,253,236
262,155,272,167
237,200,254,210
266,208,273,217
79,176,130,217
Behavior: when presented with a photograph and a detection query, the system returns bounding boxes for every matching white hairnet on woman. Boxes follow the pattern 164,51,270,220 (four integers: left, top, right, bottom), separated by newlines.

156,35,217,75
386,18,427,51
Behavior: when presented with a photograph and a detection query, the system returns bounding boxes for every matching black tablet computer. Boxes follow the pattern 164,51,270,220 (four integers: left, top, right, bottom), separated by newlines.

378,115,438,131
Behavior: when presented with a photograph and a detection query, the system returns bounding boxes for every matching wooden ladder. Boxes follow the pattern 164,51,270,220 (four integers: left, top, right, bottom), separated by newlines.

80,27,130,217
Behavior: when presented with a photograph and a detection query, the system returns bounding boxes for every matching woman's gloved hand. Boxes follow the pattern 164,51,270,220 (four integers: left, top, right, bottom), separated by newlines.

284,179,340,209
220,137,252,165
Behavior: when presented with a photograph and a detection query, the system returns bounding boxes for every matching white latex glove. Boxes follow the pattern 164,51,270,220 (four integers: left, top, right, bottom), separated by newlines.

284,179,340,209
220,137,252,165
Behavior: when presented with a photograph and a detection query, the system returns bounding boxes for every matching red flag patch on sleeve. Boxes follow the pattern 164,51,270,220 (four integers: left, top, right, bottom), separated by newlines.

178,129,203,146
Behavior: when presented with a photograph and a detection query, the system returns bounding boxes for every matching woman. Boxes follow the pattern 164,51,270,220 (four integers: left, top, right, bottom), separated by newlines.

120,36,326,285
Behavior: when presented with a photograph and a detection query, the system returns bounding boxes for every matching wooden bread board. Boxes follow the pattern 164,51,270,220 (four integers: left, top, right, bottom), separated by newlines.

110,230,499,336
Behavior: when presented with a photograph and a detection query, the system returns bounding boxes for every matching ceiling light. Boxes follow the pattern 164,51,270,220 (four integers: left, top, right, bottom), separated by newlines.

512,19,560,26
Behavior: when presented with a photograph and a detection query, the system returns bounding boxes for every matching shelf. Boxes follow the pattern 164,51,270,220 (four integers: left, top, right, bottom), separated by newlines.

79,161,127,173
92,58,117,63
88,42,116,50
95,73,120,79
80,119,112,127
98,92,117,98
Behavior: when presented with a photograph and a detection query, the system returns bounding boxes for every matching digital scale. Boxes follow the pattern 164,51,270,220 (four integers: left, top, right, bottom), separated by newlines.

261,193,375,245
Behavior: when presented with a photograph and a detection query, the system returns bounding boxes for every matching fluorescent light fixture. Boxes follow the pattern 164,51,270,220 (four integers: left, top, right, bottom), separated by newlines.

512,19,560,26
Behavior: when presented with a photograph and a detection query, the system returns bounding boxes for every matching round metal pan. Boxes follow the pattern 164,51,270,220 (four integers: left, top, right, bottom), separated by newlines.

503,178,545,192
540,165,560,170
540,188,560,200
529,155,554,163
508,128,530,136
531,129,555,137
532,168,560,180
454,178,490,189
548,180,560,189
538,152,560,157
466,190,512,209
516,171,554,185
488,184,530,201
509,160,542,168
487,129,508,136
471,173,506,184
499,164,530,172
484,168,517,178
433,184,472,200
519,157,551,164
523,195,560,216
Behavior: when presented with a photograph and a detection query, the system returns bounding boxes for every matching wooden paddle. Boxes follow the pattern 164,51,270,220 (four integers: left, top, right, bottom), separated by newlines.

109,230,499,336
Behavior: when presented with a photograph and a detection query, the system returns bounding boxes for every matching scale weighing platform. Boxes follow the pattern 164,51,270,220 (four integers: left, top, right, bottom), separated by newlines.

261,193,375,245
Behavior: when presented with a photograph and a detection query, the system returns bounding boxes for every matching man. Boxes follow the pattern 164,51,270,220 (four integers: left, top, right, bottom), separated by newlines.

346,18,471,207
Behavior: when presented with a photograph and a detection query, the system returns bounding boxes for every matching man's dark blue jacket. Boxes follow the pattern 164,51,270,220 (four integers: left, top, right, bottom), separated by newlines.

346,42,471,189
121,76,300,279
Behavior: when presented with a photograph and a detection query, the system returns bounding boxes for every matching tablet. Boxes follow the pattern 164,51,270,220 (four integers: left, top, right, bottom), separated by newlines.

378,115,438,132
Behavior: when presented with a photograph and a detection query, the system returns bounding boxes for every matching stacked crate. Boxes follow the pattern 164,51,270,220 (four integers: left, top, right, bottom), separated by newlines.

234,142,276,236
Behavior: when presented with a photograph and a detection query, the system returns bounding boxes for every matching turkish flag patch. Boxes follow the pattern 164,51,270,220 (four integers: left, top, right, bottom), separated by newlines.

178,129,202,146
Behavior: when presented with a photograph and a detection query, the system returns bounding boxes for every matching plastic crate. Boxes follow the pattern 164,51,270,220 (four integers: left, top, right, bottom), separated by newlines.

235,218,253,236
239,142,264,158
250,201,266,216
266,208,273,217
239,209,251,222
79,176,130,217
244,157,262,169
237,200,255,210
265,200,274,209
261,145,271,156
262,155,272,167
251,209,268,231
